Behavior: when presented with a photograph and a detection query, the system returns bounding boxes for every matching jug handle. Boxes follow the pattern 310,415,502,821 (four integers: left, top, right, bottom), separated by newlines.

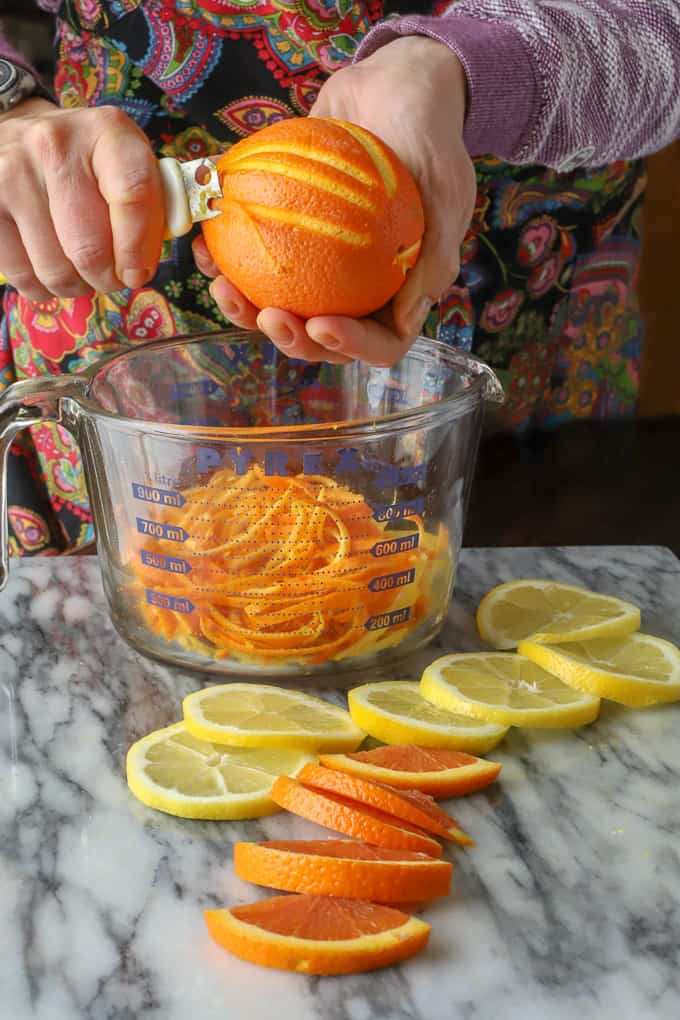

0,376,87,591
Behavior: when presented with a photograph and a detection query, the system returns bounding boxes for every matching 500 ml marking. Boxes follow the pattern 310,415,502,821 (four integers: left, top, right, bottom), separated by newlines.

132,483,185,508
365,606,412,631
145,589,195,614
136,517,188,543
371,533,420,558
372,498,424,523
368,569,416,593
141,550,191,575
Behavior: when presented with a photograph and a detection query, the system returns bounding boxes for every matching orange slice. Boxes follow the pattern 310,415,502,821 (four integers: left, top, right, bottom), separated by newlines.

234,839,453,902
205,894,430,975
270,775,442,857
297,762,473,847
319,745,502,798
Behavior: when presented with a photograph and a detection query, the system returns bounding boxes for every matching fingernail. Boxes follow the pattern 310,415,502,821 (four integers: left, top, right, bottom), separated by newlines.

308,331,341,350
121,268,152,290
404,297,434,339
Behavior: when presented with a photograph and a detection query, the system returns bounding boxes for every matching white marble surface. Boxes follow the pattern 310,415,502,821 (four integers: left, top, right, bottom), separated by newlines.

1,547,679,1020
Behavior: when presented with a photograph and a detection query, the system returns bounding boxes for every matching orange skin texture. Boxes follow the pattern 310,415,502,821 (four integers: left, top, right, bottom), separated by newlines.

270,775,443,858
319,745,503,798
297,763,473,847
233,839,453,902
205,894,430,975
202,117,424,319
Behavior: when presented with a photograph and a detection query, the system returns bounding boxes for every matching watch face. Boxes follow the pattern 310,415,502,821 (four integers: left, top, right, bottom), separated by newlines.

0,60,18,95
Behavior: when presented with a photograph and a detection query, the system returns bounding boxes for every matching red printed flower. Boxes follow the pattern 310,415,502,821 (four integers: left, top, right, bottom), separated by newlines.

17,294,95,364
528,253,563,299
480,289,524,333
518,216,558,267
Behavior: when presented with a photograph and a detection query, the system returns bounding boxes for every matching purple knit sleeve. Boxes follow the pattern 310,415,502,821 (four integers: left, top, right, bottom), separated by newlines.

355,1,680,170
0,1,59,82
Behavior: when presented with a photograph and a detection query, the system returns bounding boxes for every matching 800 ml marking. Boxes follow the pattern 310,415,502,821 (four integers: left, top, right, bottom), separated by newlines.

371,533,420,558
365,606,412,631
145,589,195,614
368,569,416,593
136,517,188,543
372,498,424,523
132,483,185,508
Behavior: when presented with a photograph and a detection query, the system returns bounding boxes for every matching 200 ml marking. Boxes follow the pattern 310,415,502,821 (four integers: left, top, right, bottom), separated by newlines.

364,606,412,631
145,589,195,614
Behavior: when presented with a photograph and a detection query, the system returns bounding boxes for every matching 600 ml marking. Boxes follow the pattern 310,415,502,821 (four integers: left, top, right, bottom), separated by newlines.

132,483,185,508
141,550,191,575
372,498,424,523
136,517,188,543
368,569,416,593
365,606,412,631
145,589,195,614
371,533,420,558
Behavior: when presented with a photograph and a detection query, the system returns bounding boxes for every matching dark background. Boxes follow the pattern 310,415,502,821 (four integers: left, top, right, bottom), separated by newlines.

2,6,679,558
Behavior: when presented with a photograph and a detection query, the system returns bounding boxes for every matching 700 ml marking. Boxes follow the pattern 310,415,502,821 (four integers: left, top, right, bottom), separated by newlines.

136,517,188,543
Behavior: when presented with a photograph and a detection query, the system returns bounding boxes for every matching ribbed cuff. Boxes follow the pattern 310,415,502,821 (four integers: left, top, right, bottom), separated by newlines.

355,14,539,161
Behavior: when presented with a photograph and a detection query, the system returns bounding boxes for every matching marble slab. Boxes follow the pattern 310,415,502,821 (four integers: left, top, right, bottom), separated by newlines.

1,547,679,1020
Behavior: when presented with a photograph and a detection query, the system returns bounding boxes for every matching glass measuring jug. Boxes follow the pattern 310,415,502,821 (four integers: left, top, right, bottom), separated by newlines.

0,332,502,677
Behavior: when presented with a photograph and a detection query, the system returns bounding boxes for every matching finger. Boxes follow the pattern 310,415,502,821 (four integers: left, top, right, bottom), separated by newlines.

392,153,476,341
306,309,411,367
45,159,119,295
0,216,53,302
91,109,164,289
11,170,93,298
192,235,221,278
209,276,259,329
257,308,353,364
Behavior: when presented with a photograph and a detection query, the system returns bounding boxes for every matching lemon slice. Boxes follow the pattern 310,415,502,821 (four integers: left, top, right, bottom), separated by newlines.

519,633,680,708
126,722,313,819
476,579,640,649
420,653,600,728
183,684,365,752
347,681,509,753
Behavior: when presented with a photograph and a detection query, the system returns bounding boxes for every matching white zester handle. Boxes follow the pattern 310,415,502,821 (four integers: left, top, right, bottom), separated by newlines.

158,157,193,239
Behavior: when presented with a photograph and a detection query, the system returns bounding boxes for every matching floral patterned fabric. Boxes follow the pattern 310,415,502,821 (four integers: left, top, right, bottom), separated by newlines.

0,0,646,556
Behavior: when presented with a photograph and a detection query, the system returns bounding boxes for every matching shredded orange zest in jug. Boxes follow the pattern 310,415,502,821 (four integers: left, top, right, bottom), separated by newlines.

130,466,448,666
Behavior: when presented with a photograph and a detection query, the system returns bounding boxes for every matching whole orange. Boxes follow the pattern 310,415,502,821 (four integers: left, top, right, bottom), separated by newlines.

202,117,424,319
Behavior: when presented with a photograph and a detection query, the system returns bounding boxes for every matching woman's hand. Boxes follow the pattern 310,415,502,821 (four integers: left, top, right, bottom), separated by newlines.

194,36,476,365
0,98,164,301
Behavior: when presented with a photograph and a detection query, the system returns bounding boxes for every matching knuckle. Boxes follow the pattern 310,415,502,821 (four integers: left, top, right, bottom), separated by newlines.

96,104,131,131
67,240,111,275
40,266,86,295
26,120,68,167
114,162,155,206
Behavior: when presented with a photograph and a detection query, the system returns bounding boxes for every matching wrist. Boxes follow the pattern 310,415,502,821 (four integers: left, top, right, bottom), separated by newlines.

0,95,56,126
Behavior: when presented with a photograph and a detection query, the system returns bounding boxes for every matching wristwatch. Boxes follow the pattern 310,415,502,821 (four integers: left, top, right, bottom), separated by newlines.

0,58,39,115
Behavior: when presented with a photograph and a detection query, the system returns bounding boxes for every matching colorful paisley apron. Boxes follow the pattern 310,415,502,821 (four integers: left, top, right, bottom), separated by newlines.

0,0,646,555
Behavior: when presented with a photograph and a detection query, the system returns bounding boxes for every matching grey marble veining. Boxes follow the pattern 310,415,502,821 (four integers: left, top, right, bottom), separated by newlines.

1,547,679,1020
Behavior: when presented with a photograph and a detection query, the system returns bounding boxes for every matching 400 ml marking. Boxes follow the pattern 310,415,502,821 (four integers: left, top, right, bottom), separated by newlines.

136,517,188,543
371,533,420,558
145,590,195,614
368,569,416,593
141,550,191,575
132,483,185,508
364,606,412,631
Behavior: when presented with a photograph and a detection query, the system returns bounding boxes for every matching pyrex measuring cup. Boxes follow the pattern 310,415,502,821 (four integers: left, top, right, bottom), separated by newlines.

0,332,502,677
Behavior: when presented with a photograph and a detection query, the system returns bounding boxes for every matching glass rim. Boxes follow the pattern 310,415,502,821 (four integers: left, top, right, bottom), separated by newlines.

73,330,502,442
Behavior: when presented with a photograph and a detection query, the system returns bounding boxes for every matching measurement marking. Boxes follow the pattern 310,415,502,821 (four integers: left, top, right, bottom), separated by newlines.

370,533,420,558
372,497,424,523
141,550,191,575
136,517,188,543
364,606,412,631
132,483,185,508
368,568,416,593
145,589,195,614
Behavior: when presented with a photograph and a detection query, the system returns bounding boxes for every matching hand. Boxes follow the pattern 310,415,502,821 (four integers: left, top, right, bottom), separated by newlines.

194,36,476,365
0,98,164,301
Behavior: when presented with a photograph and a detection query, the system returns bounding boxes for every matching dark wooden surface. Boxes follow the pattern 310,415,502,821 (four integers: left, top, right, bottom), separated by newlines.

464,418,680,557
